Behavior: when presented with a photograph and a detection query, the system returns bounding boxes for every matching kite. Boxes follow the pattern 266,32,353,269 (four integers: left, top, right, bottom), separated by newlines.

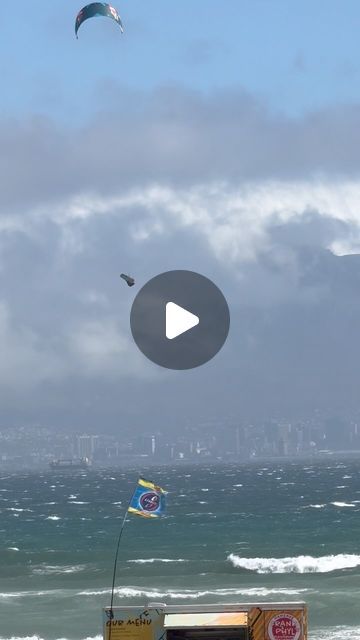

75,3,124,38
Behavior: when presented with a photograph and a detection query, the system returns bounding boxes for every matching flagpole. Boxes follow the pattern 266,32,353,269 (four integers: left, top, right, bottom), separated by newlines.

108,486,137,640
109,509,128,615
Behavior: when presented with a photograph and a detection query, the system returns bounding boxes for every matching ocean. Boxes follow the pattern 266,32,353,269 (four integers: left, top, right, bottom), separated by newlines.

1,460,360,640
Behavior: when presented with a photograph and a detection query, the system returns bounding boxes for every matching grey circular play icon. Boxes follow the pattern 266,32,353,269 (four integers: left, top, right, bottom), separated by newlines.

130,270,230,370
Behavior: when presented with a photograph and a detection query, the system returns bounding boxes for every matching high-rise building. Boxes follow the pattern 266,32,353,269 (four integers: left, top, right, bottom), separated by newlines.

77,434,98,459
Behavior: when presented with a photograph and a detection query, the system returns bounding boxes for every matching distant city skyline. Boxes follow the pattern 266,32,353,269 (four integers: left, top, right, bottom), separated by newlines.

1,414,360,470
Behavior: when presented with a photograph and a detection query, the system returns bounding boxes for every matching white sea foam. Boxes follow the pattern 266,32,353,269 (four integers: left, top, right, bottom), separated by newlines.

312,626,360,639
32,564,86,575
331,501,356,507
0,589,67,599
302,504,326,509
227,553,360,573
78,586,310,599
6,547,19,551
46,515,61,520
128,558,188,564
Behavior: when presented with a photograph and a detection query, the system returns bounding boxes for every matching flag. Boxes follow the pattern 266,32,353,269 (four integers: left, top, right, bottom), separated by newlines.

128,478,166,518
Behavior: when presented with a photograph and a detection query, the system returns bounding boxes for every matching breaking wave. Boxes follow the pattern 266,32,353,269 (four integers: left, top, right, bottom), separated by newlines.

227,553,360,573
78,586,310,599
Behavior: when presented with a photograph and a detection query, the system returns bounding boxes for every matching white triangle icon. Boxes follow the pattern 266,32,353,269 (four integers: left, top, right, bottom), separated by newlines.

166,302,199,340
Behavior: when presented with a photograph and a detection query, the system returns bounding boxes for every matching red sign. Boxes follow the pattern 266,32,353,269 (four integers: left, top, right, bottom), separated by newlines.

267,613,301,640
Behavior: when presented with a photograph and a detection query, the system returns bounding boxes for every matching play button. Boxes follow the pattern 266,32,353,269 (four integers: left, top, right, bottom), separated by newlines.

166,302,199,340
130,270,230,370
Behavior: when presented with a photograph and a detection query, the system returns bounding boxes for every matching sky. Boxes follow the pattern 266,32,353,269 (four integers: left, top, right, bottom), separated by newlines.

2,1,360,433
3,0,360,120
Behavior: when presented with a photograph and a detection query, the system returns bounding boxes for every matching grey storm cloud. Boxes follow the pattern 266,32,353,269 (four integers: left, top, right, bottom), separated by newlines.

1,88,360,428
1,88,360,213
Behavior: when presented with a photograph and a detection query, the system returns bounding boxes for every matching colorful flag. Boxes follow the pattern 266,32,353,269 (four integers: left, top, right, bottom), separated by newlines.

128,478,166,518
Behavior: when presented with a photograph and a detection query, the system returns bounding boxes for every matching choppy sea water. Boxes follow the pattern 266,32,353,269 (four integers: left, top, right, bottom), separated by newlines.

1,460,360,640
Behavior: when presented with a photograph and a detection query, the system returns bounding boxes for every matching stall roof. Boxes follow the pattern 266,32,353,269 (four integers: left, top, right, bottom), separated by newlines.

164,612,248,628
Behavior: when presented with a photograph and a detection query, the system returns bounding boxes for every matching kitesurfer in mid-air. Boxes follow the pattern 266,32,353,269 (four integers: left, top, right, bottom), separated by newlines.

120,274,135,287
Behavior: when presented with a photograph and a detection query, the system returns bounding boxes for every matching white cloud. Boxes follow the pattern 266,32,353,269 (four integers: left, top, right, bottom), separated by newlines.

19,178,360,262
0,176,359,398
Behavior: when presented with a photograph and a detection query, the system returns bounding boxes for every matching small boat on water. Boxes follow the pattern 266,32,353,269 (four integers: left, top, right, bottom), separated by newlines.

49,457,90,470
103,601,308,640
